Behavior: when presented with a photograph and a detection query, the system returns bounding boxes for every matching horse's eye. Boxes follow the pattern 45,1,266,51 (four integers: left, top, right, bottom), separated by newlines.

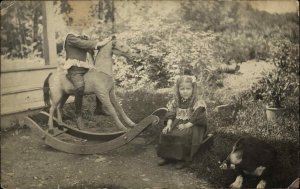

120,45,124,48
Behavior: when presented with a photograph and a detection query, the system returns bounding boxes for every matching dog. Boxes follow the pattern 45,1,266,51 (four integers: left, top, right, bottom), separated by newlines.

220,137,276,189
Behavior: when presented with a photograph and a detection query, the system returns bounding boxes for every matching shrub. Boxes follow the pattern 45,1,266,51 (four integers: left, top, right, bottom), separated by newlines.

109,16,221,89
252,40,299,108
212,100,299,142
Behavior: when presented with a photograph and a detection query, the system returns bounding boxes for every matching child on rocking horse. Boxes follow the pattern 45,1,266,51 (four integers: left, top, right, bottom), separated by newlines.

63,30,112,129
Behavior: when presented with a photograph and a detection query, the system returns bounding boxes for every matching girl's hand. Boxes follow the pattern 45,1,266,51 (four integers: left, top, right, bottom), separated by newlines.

178,124,187,130
179,122,193,130
162,125,171,134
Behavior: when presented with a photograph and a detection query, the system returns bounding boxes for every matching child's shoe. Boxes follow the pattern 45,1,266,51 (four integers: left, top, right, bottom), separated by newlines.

157,158,168,166
175,161,185,169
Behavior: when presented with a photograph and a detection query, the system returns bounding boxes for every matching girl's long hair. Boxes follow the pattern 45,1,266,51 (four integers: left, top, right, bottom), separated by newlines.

174,75,198,108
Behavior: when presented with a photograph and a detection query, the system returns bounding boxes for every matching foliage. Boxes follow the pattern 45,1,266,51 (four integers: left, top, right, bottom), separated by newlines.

180,1,299,63
55,0,73,25
207,98,299,142
90,0,115,23
111,17,220,89
110,1,298,88
250,40,299,108
53,1,73,43
1,1,43,58
1,1,71,58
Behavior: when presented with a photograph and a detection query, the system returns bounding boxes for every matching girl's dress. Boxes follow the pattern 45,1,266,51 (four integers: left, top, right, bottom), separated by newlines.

157,98,207,161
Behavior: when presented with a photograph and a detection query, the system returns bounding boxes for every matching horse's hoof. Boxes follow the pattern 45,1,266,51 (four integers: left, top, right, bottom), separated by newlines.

48,129,54,135
128,124,136,128
57,124,64,130
94,109,110,116
76,124,83,130
121,127,129,132
76,117,84,130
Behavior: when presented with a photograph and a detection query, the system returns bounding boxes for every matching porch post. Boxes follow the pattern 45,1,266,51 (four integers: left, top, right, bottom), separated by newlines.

42,1,56,65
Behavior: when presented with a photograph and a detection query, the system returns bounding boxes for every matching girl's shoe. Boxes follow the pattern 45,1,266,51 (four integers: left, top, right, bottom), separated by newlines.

175,161,185,169
157,158,168,166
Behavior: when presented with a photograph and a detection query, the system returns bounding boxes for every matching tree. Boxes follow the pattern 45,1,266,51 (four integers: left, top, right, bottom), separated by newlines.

1,1,43,57
90,0,115,23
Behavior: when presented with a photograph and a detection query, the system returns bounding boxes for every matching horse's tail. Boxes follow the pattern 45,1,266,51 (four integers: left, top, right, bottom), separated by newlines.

43,73,52,107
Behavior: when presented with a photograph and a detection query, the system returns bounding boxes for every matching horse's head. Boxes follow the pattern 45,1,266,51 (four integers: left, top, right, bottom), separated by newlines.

94,36,141,76
112,38,139,60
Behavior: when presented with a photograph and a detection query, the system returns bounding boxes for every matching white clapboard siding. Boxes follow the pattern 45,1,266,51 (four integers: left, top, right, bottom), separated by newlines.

1,66,73,115
1,66,56,92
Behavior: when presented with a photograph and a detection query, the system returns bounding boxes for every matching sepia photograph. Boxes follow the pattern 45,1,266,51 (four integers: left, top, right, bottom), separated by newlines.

1,0,299,188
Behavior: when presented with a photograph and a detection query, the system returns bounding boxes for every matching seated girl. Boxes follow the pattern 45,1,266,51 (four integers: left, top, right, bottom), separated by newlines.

157,73,207,169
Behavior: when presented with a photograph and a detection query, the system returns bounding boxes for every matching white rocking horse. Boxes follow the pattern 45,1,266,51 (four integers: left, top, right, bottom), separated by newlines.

43,37,138,134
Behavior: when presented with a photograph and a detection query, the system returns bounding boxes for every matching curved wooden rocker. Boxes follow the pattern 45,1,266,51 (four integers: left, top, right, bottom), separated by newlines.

24,113,159,155
32,111,126,141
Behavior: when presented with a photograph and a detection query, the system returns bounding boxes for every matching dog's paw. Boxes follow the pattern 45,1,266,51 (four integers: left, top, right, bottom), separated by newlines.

230,183,242,189
256,180,266,189
230,164,236,169
219,162,228,170
230,175,243,189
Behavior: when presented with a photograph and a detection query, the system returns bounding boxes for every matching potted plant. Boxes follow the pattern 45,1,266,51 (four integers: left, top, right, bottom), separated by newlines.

254,40,299,122
261,72,290,122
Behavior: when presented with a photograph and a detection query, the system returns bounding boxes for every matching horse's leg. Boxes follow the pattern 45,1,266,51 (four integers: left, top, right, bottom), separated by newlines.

48,104,55,134
57,93,70,128
94,97,110,116
48,88,63,134
48,99,60,134
95,91,128,131
110,88,136,127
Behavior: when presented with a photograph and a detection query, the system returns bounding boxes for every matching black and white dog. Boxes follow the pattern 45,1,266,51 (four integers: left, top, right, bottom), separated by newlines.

220,137,276,189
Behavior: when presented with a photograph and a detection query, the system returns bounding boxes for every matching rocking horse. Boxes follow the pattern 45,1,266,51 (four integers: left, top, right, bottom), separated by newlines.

43,36,137,134
22,37,165,154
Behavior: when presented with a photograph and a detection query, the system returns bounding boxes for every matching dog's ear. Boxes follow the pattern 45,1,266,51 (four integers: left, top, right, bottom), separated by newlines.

234,137,246,151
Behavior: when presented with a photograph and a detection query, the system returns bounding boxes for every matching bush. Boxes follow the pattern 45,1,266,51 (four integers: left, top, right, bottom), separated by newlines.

113,18,220,89
1,1,70,58
210,99,299,142
180,1,299,64
250,40,299,108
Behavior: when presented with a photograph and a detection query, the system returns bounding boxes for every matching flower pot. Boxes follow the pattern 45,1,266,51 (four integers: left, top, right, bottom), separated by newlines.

265,105,286,122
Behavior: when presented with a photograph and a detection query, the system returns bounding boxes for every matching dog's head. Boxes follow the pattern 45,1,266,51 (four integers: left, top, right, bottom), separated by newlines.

219,138,245,170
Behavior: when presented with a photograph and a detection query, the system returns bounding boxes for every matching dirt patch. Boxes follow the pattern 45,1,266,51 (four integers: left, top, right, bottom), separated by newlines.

1,127,213,189
214,60,275,102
